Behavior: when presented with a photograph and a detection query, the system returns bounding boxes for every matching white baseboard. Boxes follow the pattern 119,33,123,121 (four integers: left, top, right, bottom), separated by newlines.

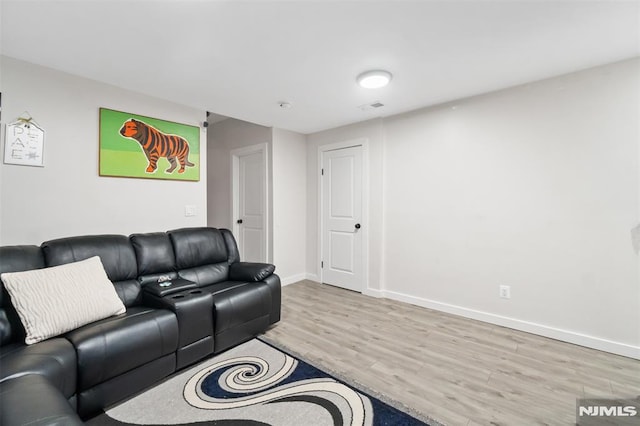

382,289,640,360
305,273,320,283
363,288,384,298
280,273,307,286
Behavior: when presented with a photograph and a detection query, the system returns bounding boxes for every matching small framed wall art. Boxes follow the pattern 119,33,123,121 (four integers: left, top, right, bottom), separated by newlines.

99,108,200,181
3,113,45,167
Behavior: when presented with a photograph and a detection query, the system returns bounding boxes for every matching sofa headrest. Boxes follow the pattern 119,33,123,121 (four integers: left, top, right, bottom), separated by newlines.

220,229,240,264
41,235,138,282
0,246,45,277
168,228,228,269
130,232,177,284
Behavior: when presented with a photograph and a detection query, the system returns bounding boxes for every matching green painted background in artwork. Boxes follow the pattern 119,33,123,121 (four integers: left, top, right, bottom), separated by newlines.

99,108,200,181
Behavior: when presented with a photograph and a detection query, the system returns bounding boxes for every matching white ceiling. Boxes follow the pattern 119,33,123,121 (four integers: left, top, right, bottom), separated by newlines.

1,1,638,134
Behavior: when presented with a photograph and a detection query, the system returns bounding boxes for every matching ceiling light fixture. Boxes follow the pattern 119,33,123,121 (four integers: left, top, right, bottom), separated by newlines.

357,70,392,89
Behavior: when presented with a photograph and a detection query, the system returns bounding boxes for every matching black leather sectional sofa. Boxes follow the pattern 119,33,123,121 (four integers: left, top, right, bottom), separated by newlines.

0,227,281,425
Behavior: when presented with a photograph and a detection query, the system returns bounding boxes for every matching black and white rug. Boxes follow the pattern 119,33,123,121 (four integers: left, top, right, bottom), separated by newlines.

89,339,438,426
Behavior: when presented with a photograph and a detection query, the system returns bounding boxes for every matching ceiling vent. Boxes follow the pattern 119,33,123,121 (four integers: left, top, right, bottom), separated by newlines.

358,101,385,111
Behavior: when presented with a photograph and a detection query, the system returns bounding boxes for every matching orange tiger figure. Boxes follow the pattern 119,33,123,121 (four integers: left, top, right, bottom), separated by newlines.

119,118,194,174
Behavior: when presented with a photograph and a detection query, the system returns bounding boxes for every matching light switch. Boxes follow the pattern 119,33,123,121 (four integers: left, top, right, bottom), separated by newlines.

184,205,197,217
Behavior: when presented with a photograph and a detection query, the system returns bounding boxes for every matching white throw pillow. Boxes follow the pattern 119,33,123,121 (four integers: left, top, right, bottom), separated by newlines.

1,256,126,344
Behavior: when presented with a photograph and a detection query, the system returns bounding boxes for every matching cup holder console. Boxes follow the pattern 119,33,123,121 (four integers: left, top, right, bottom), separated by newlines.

144,278,198,298
142,281,214,369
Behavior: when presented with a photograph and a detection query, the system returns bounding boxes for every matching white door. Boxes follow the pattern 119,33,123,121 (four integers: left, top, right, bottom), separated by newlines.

234,148,266,262
321,145,363,292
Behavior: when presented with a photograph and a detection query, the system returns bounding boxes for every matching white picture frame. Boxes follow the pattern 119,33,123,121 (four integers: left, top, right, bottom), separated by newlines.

3,119,45,167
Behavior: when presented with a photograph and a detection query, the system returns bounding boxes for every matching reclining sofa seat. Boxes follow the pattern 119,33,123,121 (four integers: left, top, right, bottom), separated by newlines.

1,237,179,421
41,234,180,418
133,227,281,354
0,245,80,422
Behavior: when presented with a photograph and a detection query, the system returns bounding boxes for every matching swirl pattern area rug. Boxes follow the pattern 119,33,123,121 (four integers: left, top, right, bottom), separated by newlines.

88,339,434,426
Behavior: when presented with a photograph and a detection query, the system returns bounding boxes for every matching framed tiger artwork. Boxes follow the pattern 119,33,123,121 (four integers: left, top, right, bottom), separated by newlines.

99,108,200,181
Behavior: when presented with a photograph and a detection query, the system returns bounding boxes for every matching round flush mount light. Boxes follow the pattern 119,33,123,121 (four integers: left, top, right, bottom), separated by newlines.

356,70,392,89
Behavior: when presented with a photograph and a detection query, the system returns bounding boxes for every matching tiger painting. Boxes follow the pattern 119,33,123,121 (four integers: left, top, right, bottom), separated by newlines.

119,118,195,174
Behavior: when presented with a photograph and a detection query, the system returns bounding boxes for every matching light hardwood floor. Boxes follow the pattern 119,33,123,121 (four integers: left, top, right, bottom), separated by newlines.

262,280,640,426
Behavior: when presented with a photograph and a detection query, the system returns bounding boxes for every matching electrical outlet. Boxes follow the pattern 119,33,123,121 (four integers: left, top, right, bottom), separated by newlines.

184,205,197,217
499,285,511,299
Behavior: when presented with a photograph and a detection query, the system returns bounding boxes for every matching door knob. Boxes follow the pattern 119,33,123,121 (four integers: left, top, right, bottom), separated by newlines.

355,223,361,229
237,219,243,224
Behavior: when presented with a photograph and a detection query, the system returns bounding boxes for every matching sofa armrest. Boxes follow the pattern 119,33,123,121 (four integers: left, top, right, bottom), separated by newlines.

229,262,275,282
0,375,83,426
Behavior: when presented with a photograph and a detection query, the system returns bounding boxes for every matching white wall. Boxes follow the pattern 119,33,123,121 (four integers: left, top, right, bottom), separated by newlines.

307,58,640,357
272,128,307,285
0,56,207,245
206,118,272,230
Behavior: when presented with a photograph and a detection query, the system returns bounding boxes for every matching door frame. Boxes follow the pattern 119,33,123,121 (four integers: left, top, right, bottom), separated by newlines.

318,138,370,291
230,143,270,263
